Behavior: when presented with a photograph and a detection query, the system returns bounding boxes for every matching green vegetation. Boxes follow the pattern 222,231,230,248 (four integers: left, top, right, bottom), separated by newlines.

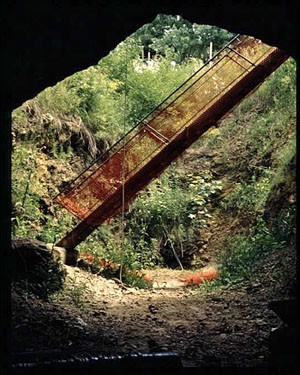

11,15,296,288
202,58,296,284
135,14,234,63
219,216,287,283
124,169,222,267
62,274,95,309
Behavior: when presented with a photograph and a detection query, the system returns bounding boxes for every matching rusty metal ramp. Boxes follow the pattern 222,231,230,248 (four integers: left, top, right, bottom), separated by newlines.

54,35,288,250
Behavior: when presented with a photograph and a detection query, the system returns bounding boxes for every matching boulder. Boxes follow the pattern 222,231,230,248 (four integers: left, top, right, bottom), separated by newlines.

11,238,66,299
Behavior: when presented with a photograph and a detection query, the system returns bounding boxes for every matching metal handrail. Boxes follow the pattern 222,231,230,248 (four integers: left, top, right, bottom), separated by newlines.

53,34,241,200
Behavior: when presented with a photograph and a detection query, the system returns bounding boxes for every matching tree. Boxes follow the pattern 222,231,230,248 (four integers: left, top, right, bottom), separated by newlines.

135,14,234,63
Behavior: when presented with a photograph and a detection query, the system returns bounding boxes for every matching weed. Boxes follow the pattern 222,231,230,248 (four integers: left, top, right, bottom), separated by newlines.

270,206,296,245
63,274,95,309
124,168,222,267
219,217,286,284
123,271,153,289
220,170,273,218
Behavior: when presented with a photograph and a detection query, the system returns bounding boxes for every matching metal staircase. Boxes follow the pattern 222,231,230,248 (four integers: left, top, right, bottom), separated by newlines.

54,35,288,251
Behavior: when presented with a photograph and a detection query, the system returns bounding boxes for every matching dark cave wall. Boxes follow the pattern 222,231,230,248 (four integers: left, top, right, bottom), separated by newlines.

0,2,297,370
3,0,297,111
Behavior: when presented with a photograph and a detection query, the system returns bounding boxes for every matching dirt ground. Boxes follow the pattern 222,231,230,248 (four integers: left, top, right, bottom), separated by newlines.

11,245,297,371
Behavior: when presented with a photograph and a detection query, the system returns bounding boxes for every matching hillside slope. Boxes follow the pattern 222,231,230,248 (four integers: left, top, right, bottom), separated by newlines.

12,57,296,274
11,49,296,371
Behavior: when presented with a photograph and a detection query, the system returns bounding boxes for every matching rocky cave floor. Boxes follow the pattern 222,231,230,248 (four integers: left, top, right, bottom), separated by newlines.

11,246,297,373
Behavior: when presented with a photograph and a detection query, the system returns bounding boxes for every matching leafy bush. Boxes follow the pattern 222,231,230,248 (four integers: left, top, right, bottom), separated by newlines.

124,168,222,267
78,244,153,289
200,58,295,177
122,271,153,289
11,141,79,243
62,274,95,309
219,217,286,283
220,170,273,217
135,14,234,63
269,206,296,245
75,167,222,270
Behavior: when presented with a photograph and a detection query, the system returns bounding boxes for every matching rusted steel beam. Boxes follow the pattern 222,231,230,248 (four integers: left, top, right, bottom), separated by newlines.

56,46,288,252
